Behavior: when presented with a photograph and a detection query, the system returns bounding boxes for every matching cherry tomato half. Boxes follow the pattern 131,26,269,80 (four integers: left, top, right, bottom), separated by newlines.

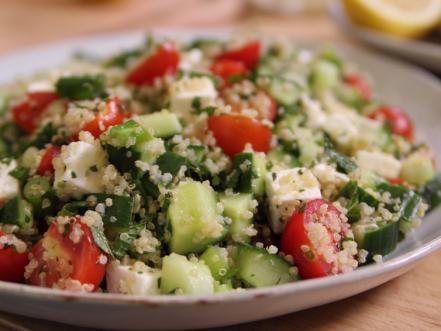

207,114,272,158
222,83,277,121
282,199,351,279
0,230,29,283
344,74,371,101
368,106,414,140
11,92,58,134
26,217,106,290
80,96,127,139
217,41,261,70
37,145,61,176
126,42,180,86
210,59,249,86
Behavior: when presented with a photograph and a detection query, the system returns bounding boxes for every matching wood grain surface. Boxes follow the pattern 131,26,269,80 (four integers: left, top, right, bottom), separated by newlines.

0,1,440,330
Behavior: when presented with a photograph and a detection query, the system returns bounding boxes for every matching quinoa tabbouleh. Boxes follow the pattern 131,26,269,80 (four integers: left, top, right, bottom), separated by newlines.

0,34,440,295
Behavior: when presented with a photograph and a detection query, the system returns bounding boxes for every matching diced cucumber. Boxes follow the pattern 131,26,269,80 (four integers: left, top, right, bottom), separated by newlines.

296,127,323,167
220,193,254,243
267,146,300,168
339,181,378,223
168,181,227,254
419,174,441,212
200,246,231,281
160,253,215,295
377,182,423,233
236,243,296,288
107,120,153,152
310,60,340,97
352,220,399,260
156,152,187,176
0,197,33,229
214,280,233,293
135,111,182,138
229,152,267,197
268,77,301,107
400,153,435,187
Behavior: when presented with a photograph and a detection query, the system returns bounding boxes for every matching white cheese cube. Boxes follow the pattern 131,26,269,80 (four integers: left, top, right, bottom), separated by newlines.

265,167,322,233
106,261,161,295
178,49,203,71
356,150,401,179
0,160,19,202
53,135,108,199
169,77,217,119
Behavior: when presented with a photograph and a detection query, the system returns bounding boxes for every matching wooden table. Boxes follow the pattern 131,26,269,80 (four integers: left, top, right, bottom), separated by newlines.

0,1,440,330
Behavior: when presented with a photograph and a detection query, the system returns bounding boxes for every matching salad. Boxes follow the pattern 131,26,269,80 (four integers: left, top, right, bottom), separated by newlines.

0,35,440,295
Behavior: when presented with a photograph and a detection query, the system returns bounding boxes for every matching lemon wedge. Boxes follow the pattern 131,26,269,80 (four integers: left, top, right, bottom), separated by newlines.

342,0,441,38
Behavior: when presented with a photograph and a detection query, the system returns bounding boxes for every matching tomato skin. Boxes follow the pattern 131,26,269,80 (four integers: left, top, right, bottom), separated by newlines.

368,106,414,140
217,41,261,70
0,231,29,283
207,115,272,158
79,97,126,139
11,92,58,134
27,217,106,290
126,42,180,86
211,59,249,85
282,199,346,279
388,178,404,185
37,145,61,176
344,74,371,101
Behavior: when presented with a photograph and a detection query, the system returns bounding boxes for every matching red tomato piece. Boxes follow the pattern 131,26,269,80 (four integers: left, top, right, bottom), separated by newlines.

344,74,371,101
217,41,261,70
26,217,106,290
0,230,29,283
368,106,414,140
80,96,127,138
126,42,180,86
37,145,61,176
222,83,277,121
282,199,351,279
207,114,272,157
210,59,249,86
11,92,58,134
388,178,405,186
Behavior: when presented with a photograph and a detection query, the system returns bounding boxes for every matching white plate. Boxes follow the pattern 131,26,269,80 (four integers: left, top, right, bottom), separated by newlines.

328,0,441,74
0,30,441,331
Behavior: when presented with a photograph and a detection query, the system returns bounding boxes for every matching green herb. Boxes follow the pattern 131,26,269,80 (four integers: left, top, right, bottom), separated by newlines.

9,166,30,186
191,97,216,116
111,222,145,259
56,75,108,100
91,225,115,258
104,49,143,68
20,123,56,151
89,165,98,172
58,201,89,216
323,135,357,174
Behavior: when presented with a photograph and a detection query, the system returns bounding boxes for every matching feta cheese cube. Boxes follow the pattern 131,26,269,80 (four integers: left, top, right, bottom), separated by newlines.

0,160,19,202
169,77,217,119
178,49,203,71
356,150,401,179
266,167,322,233
53,135,108,199
106,261,161,295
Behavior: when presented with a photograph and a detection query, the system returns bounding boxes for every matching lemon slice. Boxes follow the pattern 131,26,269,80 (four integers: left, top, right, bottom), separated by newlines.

342,0,441,38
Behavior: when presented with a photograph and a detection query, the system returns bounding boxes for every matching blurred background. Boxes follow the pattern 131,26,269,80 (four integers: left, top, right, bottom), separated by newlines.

2,0,440,72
